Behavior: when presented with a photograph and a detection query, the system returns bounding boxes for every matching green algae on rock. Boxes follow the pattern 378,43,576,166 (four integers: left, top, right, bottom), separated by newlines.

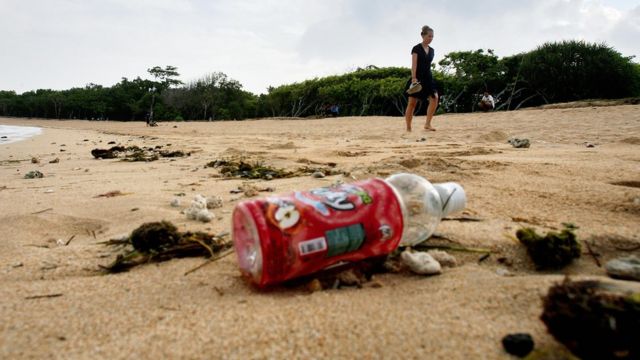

516,225,581,269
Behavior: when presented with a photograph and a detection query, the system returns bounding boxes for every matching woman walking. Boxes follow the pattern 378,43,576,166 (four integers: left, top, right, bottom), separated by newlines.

405,25,439,132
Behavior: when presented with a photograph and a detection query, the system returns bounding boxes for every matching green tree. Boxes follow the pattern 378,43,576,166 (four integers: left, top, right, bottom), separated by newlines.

518,40,640,105
437,49,506,112
147,65,183,121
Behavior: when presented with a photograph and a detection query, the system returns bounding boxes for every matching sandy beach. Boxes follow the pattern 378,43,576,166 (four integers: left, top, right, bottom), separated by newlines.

1,105,639,359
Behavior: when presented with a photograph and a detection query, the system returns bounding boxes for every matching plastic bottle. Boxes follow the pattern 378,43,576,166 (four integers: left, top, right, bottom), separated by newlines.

232,173,466,287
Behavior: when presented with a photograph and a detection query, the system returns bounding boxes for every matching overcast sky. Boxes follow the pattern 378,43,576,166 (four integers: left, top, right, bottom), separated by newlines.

1,0,638,95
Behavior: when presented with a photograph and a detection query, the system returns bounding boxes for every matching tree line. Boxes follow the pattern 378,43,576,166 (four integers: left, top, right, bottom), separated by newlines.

1,40,638,121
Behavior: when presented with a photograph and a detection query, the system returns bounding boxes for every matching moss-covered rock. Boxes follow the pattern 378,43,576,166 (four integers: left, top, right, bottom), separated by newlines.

516,225,581,269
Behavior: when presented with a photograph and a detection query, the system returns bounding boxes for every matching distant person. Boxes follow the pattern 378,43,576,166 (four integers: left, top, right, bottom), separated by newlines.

404,25,439,132
478,91,495,111
329,104,340,117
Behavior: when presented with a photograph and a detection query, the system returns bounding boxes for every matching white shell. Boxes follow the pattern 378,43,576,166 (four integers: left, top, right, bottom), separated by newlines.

401,250,442,275
427,250,457,267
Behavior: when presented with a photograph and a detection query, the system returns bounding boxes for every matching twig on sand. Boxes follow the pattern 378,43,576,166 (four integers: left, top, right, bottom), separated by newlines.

64,235,76,246
414,243,493,254
31,208,53,215
25,293,63,300
584,240,601,267
478,253,491,263
443,216,483,222
184,248,234,276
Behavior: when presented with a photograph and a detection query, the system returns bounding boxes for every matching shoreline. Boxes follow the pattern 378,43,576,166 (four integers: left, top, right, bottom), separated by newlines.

0,124,42,145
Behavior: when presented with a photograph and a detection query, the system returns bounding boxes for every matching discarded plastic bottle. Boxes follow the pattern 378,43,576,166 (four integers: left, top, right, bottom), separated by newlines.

232,173,466,287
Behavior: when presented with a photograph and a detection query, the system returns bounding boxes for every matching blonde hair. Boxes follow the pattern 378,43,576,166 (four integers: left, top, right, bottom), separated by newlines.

421,25,433,35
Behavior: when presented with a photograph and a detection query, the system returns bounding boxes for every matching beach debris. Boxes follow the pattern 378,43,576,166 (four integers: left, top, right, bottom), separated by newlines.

516,225,581,269
49,158,60,163
91,145,190,161
299,258,386,291
230,184,274,197
502,333,534,358
25,293,63,300
496,268,514,277
185,194,214,222
541,278,640,359
24,170,44,179
427,250,457,267
583,240,602,267
206,159,290,179
206,195,223,209
94,190,130,198
31,207,53,214
206,158,342,180
130,221,180,253
44,189,54,194
605,256,640,281
508,138,531,148
400,250,442,275
100,221,231,273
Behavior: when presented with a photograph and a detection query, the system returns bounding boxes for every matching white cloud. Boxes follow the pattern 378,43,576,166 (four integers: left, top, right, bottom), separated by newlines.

0,0,637,95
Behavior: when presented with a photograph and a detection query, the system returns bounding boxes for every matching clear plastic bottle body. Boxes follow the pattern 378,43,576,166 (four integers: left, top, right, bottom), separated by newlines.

385,173,466,246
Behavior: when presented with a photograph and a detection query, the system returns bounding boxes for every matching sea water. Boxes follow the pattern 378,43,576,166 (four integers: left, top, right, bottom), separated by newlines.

0,125,42,144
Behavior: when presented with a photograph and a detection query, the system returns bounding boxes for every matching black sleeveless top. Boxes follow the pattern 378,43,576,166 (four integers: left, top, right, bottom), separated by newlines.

412,43,434,82
406,43,436,99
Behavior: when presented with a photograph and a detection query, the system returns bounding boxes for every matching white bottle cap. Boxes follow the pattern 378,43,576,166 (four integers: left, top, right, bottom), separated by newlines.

433,182,466,217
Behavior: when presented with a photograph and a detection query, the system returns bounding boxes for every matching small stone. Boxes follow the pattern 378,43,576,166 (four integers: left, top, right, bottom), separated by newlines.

49,158,60,163
508,138,530,148
170,198,181,207
44,189,54,193
427,250,457,267
502,333,534,357
311,171,325,178
31,157,39,163
401,250,442,275
605,255,640,281
496,268,514,277
206,195,224,209
307,279,323,293
24,170,44,179
585,143,595,148
195,209,214,223
11,262,23,268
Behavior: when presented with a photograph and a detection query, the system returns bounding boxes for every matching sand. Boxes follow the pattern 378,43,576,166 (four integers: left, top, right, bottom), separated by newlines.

1,105,639,359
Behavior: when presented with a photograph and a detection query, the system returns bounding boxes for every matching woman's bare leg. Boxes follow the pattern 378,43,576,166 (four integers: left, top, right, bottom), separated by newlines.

405,97,418,131
424,93,439,130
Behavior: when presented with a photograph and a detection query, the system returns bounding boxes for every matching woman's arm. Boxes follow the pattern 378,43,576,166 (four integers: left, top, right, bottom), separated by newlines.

411,53,418,83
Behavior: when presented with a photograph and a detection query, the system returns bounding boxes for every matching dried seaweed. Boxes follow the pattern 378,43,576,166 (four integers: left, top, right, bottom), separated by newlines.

205,158,343,180
91,145,190,162
541,278,640,359
100,221,232,273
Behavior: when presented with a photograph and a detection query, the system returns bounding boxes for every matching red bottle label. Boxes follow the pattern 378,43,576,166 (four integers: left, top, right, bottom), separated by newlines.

232,178,404,287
